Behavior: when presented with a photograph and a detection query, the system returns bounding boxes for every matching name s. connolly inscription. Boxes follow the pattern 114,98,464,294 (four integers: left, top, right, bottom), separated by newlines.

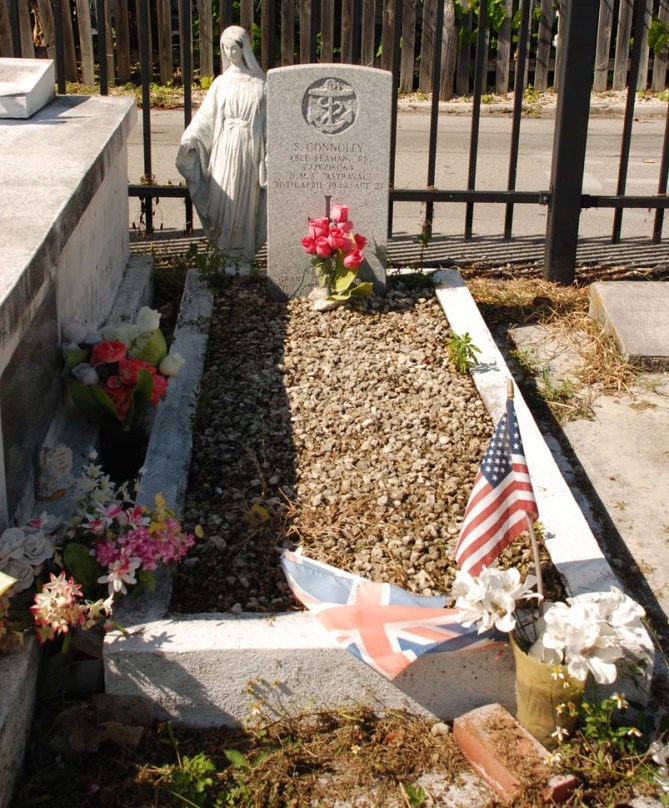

273,142,383,192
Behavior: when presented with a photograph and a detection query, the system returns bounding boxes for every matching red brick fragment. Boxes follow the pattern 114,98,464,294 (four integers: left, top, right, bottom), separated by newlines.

453,703,575,804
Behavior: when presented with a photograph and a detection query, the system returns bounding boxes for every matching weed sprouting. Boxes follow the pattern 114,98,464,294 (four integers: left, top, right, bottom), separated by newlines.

446,331,481,374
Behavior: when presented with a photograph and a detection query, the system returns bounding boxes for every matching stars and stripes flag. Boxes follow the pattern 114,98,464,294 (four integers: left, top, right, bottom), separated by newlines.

455,397,538,576
280,550,501,680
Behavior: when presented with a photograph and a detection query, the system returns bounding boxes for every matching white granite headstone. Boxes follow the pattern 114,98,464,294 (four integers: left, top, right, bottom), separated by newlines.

0,58,55,118
267,65,392,299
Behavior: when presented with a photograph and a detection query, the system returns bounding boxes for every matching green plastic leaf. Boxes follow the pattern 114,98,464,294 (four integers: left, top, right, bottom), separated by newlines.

333,268,357,293
69,381,119,423
63,542,103,594
63,348,90,374
348,282,373,297
224,749,250,769
126,368,154,428
129,329,167,366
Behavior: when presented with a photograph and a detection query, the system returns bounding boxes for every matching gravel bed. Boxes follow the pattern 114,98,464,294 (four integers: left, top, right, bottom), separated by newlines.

172,275,552,614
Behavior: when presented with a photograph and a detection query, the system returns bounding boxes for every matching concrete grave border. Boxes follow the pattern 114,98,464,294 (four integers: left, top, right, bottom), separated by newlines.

104,269,652,727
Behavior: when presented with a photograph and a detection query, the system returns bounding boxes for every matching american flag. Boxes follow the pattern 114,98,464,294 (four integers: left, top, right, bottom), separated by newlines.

455,397,538,576
281,550,500,680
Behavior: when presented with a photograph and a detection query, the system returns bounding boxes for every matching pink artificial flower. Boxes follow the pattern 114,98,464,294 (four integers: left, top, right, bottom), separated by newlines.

301,235,316,255
82,517,106,536
125,505,150,529
338,220,353,234
353,233,367,250
308,217,330,239
328,227,346,250
98,554,141,596
94,538,121,566
314,237,332,258
330,204,349,223
343,249,364,269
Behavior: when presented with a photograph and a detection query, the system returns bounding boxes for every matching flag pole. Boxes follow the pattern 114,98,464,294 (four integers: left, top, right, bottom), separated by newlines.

507,379,544,610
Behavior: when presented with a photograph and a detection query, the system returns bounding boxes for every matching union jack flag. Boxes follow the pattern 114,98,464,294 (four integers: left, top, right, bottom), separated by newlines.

280,550,500,680
455,397,538,576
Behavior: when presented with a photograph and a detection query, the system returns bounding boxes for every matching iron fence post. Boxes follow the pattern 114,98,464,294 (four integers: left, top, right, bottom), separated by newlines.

9,0,21,57
180,0,193,232
139,0,153,233
96,0,108,95
543,0,599,284
51,0,66,94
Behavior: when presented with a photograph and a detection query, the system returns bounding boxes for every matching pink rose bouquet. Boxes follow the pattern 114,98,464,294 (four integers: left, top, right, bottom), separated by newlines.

301,202,373,302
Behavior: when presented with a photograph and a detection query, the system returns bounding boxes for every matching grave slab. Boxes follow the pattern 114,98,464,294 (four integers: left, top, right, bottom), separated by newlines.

589,281,669,370
0,58,55,118
267,65,392,299
105,270,654,728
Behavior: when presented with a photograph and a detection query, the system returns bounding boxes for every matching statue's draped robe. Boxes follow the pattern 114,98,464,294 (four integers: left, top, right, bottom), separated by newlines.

176,70,267,262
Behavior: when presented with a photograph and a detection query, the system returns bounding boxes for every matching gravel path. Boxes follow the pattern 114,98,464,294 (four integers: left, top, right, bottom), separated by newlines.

172,276,548,614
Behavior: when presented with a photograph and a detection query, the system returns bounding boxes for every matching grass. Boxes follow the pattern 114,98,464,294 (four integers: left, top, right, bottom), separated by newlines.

465,276,638,422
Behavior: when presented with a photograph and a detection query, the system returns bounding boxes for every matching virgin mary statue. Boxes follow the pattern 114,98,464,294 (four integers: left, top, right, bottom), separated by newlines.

176,26,266,264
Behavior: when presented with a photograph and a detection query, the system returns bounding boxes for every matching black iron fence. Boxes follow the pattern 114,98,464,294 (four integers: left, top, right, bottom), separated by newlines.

5,0,669,282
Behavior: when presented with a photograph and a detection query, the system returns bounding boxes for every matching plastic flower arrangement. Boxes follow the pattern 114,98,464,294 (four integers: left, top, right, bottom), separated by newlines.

452,566,651,685
0,456,198,651
301,202,373,302
62,306,186,430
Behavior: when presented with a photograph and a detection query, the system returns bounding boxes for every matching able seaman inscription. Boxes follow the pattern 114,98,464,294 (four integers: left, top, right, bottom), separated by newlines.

274,141,383,193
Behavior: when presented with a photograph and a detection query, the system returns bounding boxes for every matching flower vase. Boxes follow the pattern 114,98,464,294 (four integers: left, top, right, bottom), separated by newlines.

510,634,585,749
98,420,148,484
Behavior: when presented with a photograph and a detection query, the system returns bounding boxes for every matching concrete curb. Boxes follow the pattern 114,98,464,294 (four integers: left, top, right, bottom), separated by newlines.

104,270,653,727
398,97,668,119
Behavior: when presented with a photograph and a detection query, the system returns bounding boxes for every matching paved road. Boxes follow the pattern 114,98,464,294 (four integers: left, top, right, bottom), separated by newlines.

128,108,669,246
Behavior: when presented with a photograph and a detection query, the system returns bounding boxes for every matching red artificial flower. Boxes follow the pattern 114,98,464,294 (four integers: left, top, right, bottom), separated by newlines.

343,248,364,269
301,235,317,255
104,382,132,420
149,373,169,406
106,374,123,390
353,233,367,250
314,236,332,258
328,227,346,250
308,217,330,239
90,341,127,367
330,204,349,223
119,356,156,385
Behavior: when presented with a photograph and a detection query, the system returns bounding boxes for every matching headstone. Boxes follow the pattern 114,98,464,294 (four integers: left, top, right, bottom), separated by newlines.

267,65,392,299
0,58,55,119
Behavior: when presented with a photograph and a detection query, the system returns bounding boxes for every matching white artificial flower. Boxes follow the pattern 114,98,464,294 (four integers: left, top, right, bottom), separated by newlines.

21,531,55,566
71,362,100,386
0,527,27,567
62,321,89,343
135,306,161,334
99,325,119,341
115,323,139,347
452,566,538,634
2,558,35,592
61,340,82,357
159,352,186,377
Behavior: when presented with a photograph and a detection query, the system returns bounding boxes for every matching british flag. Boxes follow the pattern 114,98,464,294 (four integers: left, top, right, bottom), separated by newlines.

281,550,500,680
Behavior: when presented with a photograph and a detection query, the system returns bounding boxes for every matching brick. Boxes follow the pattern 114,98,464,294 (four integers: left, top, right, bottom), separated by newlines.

453,703,576,804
